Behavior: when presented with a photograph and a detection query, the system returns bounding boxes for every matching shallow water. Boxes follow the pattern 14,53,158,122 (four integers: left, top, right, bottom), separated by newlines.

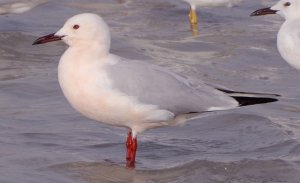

1,0,300,182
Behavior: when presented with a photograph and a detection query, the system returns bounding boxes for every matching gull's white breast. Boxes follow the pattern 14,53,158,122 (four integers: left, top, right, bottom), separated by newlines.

277,20,300,71
57,48,174,130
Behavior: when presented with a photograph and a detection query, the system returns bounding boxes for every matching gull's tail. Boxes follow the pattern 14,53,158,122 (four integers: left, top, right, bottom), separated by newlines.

165,89,279,127
218,88,279,107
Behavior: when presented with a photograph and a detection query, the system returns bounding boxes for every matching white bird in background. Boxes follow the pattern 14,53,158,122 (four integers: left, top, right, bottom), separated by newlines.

33,13,277,168
0,0,47,15
183,0,242,25
251,0,300,71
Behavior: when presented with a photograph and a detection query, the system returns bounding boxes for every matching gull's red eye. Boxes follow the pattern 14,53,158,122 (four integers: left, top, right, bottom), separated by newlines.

73,24,80,30
284,2,291,6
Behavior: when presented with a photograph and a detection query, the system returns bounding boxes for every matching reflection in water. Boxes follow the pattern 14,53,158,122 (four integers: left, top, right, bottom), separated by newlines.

53,160,300,183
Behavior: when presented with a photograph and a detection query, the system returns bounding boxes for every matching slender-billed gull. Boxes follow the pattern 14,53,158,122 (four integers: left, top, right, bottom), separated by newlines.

183,0,242,25
33,13,278,168
251,0,300,71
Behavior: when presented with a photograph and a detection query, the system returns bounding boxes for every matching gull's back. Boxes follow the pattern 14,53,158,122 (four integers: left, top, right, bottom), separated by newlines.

106,56,239,115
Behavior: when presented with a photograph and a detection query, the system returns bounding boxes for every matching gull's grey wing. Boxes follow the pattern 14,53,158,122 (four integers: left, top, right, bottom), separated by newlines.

106,57,238,115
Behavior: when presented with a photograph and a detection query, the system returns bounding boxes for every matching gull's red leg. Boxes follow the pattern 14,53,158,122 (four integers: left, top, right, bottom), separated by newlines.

131,137,138,162
126,131,132,161
126,136,137,168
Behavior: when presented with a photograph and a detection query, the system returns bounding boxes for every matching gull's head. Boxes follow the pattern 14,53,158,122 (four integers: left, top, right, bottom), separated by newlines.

33,13,111,52
251,0,300,20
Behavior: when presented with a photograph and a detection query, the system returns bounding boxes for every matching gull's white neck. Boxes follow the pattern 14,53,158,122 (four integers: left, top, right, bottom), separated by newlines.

57,44,120,124
277,18,300,71
57,43,113,95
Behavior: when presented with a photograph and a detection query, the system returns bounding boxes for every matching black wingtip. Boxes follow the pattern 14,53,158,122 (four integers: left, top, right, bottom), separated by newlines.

232,96,278,107
217,88,279,106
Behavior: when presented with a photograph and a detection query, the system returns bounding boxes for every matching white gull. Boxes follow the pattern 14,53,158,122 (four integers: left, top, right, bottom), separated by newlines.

33,13,278,168
251,0,300,71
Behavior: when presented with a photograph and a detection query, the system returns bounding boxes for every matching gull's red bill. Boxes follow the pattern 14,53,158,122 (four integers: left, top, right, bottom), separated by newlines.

32,33,63,45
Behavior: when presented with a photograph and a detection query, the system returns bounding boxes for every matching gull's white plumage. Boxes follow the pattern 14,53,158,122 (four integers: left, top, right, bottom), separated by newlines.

277,19,300,70
56,13,238,136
